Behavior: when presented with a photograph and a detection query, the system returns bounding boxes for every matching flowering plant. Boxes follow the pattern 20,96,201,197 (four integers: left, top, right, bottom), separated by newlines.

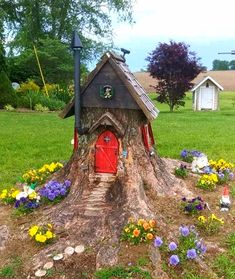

153,225,206,266
209,159,234,184
180,150,202,163
174,164,188,179
197,173,218,190
28,223,56,244
0,188,20,204
121,218,157,245
21,162,63,185
39,179,71,203
181,197,205,215
197,214,224,235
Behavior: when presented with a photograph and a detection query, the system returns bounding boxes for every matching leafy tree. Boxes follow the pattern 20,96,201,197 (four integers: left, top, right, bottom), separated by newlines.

229,60,235,70
212,60,229,70
147,41,203,112
1,0,134,60
0,70,17,108
7,37,89,85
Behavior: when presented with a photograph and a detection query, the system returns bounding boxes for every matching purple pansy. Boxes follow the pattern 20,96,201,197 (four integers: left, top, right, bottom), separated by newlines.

154,237,163,247
169,255,180,266
180,226,190,237
168,242,177,251
40,179,71,201
187,249,197,259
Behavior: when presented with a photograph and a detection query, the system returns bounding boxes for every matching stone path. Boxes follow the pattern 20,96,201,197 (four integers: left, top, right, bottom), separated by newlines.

78,174,116,217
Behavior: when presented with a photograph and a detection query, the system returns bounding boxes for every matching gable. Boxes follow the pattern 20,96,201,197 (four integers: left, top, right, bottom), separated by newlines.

81,61,140,110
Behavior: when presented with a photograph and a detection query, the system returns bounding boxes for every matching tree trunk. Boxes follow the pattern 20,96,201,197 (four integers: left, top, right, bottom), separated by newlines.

31,122,192,269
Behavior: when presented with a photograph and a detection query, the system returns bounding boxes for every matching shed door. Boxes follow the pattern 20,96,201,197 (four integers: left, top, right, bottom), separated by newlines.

200,87,214,109
95,130,118,174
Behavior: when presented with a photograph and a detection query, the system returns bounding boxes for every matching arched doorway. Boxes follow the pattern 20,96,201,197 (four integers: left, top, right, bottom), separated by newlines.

95,130,119,174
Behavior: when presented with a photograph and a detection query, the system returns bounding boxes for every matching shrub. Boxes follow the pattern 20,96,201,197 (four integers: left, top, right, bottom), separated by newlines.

175,164,188,178
180,150,202,163
34,103,49,112
17,79,40,94
121,218,157,245
209,159,234,184
39,179,71,203
28,224,56,244
181,197,205,215
197,214,224,235
153,225,206,266
4,104,15,111
0,70,17,108
197,173,218,190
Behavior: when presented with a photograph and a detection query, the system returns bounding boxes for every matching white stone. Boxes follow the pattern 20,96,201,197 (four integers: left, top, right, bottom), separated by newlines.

43,261,54,270
75,245,85,254
35,269,47,277
53,253,63,261
64,246,75,255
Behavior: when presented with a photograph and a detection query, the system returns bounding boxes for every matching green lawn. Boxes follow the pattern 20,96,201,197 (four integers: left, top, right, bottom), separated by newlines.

0,91,234,188
151,91,235,161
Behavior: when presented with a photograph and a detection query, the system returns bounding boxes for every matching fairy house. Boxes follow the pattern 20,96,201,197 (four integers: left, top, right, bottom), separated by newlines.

61,51,159,175
192,76,223,111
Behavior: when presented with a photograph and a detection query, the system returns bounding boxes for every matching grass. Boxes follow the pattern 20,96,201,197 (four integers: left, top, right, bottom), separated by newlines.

0,92,235,188
212,232,235,279
0,111,73,187
151,91,235,161
94,265,152,279
0,256,23,277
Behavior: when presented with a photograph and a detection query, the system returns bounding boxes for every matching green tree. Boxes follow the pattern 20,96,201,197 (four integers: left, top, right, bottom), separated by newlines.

1,0,134,60
229,60,235,70
147,41,203,112
7,37,89,85
0,70,17,108
212,60,229,70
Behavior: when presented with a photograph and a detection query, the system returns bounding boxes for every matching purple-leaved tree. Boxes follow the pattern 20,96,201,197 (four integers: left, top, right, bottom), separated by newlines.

147,41,204,112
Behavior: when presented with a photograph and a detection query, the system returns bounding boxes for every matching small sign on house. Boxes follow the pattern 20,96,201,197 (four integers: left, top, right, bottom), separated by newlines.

191,76,223,111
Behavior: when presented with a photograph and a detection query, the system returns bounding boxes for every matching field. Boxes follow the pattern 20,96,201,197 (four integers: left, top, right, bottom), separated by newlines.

0,92,235,188
0,92,234,279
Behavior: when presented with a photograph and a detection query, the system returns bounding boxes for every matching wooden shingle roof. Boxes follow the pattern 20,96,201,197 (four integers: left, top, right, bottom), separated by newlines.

60,51,159,121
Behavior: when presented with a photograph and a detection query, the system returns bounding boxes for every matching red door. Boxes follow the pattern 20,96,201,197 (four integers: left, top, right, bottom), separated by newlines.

95,130,119,174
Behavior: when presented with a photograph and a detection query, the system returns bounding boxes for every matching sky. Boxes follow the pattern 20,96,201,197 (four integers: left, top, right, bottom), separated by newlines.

111,0,235,72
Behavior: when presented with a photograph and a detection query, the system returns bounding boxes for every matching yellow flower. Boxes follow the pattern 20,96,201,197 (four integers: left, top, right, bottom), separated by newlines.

124,228,130,233
198,216,206,223
137,219,145,226
28,191,37,200
35,233,47,243
45,230,53,239
29,225,39,237
11,190,20,198
47,223,52,229
128,217,134,223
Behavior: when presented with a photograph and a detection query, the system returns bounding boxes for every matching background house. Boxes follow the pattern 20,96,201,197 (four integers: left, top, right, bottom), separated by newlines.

191,76,223,111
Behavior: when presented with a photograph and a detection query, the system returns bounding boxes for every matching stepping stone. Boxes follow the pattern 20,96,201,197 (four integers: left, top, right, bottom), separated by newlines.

75,245,85,254
64,246,75,255
35,269,47,277
43,262,54,270
53,253,63,261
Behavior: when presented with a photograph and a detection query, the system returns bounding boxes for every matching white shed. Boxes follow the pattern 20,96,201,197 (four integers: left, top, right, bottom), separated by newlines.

191,76,223,111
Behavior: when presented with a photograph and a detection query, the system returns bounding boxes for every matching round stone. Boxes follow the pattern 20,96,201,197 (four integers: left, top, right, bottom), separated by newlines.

75,245,85,254
53,253,63,261
64,246,75,255
43,261,54,270
35,269,47,277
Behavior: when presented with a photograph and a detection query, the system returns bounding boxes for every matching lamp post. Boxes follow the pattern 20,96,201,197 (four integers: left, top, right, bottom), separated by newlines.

71,31,83,151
